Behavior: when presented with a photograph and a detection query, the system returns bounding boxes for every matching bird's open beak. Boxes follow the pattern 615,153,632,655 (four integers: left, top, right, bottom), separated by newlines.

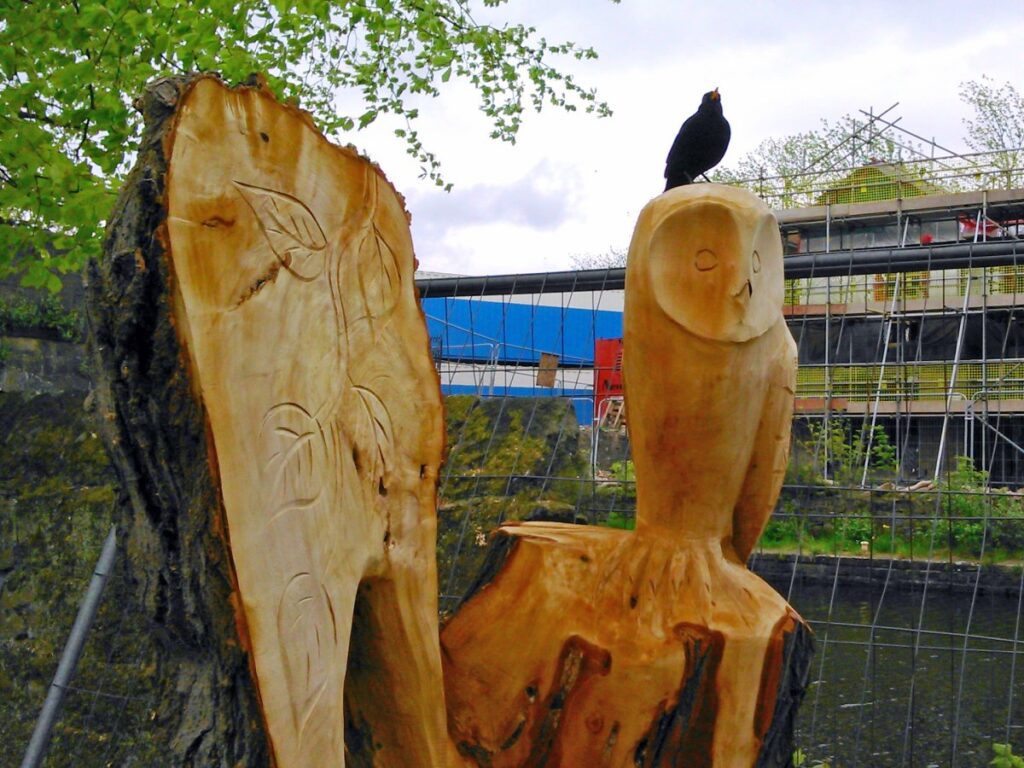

711,88,720,101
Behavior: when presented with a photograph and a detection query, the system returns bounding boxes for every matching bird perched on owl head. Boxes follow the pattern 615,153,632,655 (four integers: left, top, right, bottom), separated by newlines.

664,88,731,190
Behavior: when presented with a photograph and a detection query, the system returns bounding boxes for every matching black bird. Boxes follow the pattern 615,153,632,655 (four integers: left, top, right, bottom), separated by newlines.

664,88,731,191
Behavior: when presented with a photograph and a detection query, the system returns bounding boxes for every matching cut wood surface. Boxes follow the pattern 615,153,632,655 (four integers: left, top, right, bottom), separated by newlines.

441,185,813,767
88,75,456,767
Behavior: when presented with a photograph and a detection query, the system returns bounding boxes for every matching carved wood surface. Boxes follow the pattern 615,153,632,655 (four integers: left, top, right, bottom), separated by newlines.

441,185,814,767
88,75,455,767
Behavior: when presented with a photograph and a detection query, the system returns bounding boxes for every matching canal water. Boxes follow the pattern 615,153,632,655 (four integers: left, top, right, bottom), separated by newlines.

764,572,1024,767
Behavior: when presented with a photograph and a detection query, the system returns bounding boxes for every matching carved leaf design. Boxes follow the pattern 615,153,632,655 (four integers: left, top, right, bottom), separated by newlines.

352,382,395,489
277,573,338,738
357,220,401,327
333,174,403,346
234,181,327,281
260,403,328,521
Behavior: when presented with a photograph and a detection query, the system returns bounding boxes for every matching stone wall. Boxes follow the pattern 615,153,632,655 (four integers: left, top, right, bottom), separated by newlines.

0,391,161,765
0,273,90,394
0,336,90,394
751,552,1023,596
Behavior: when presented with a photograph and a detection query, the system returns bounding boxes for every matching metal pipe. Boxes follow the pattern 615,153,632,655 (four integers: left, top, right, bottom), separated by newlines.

416,242,1023,297
982,270,989,469
796,102,900,175
983,192,988,243
21,526,118,768
933,277,973,484
823,270,831,480
754,241,1024,278
855,110,966,168
825,204,831,254
862,273,902,486
968,402,1024,458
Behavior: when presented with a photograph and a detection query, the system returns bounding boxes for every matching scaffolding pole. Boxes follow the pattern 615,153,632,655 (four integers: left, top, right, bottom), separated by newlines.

932,275,974,483
862,272,903,486
21,526,117,768
969,404,1024,459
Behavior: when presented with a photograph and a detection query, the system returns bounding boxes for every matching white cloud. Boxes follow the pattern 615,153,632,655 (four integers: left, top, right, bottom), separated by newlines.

340,2,1024,275
408,160,582,238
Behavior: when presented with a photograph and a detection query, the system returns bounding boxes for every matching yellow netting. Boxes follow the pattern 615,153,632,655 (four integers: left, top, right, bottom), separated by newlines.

796,362,1024,402
784,266,1024,307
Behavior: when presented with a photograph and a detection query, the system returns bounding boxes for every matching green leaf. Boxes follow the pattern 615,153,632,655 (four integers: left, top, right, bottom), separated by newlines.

0,0,613,285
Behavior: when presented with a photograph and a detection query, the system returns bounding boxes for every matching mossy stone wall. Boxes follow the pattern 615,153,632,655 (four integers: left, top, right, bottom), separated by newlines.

0,392,160,765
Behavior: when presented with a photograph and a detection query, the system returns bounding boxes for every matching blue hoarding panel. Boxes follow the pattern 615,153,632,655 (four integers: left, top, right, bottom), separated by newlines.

422,298,622,366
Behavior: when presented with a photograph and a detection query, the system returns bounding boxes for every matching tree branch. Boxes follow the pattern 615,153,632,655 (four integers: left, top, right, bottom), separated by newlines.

17,108,58,126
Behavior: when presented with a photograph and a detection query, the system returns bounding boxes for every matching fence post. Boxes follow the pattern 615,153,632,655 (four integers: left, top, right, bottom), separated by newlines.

20,525,117,768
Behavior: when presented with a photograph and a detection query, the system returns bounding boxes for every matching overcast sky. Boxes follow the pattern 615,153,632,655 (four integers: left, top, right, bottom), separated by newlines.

342,0,1024,276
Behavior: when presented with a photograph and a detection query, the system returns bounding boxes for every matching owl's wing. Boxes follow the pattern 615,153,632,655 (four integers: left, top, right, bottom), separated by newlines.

732,323,797,563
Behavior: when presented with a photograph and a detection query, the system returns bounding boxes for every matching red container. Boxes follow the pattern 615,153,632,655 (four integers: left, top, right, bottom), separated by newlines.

594,338,624,423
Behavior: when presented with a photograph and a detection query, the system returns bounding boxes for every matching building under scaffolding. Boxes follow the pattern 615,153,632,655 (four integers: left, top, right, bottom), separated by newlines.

729,108,1024,486
420,199,1024,487
420,108,1024,487
778,186,1024,486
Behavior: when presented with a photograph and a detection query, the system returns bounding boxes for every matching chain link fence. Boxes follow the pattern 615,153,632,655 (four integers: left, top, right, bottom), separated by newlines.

4,245,1024,765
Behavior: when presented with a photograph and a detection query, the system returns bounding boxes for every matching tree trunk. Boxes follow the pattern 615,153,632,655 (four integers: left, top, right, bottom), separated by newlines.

441,185,814,767
86,74,453,767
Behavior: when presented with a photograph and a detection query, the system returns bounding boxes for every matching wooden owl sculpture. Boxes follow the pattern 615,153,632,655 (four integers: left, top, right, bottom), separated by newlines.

441,185,813,767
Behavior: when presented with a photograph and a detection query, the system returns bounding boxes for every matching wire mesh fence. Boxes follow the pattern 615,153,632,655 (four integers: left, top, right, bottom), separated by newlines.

426,248,1024,766
4,241,1024,765
1,481,161,768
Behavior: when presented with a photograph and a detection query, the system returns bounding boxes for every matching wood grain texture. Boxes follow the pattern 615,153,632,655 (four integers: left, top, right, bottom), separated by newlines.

88,74,456,767
441,185,813,767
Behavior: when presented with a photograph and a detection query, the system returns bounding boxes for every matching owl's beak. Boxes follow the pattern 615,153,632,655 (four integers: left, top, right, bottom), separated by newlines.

733,279,753,300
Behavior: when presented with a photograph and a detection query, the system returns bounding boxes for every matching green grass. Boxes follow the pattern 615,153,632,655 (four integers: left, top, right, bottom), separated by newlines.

757,514,1024,565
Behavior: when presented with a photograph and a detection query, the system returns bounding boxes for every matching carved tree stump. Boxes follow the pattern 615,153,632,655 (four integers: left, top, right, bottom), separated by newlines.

87,75,456,767
441,185,814,767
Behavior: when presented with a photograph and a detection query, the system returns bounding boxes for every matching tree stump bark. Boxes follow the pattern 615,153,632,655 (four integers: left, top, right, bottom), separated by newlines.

441,185,814,767
86,74,454,767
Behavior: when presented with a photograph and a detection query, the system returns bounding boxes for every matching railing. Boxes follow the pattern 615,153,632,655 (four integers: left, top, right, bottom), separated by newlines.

784,265,1024,307
418,242,1024,298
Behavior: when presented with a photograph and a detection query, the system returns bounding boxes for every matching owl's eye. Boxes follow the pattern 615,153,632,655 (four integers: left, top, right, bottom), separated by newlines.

752,250,762,273
694,249,718,272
